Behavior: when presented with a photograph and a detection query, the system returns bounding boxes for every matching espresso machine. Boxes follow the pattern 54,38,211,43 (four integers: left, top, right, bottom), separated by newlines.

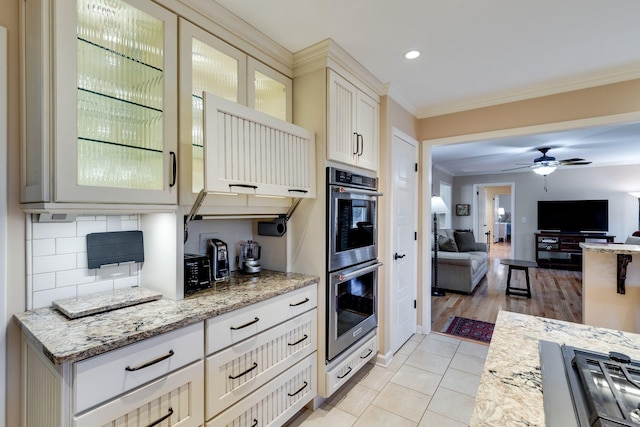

239,240,262,274
208,238,229,280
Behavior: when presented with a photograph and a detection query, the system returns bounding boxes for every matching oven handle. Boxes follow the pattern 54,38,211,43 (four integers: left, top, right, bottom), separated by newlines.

332,262,383,282
331,186,383,197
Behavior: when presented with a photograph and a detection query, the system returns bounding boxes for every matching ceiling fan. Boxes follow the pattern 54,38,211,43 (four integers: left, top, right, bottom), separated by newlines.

503,147,592,176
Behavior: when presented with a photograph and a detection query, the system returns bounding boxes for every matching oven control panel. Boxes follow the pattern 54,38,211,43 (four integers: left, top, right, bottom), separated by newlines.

329,167,377,190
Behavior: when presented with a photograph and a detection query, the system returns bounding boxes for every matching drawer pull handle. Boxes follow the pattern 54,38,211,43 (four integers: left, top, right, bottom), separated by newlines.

229,362,258,379
288,334,309,346
125,350,174,372
360,348,373,359
230,317,260,330
251,419,258,427
337,367,352,379
146,407,173,427
289,297,309,307
287,381,308,397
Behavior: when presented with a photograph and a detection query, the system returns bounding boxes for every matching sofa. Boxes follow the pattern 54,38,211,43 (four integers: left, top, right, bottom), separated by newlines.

434,229,489,294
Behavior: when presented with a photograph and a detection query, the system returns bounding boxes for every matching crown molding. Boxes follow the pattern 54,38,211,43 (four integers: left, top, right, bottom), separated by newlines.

293,39,384,97
417,63,640,119
170,0,293,76
382,84,419,117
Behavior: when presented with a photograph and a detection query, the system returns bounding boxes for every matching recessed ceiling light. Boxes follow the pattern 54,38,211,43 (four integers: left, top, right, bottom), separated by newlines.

404,50,420,60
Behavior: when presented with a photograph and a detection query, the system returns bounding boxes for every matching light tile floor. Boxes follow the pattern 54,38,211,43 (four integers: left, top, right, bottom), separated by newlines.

285,333,489,427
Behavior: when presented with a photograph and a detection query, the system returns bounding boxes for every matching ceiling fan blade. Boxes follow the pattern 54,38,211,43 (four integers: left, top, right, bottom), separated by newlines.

559,158,585,163
501,165,531,172
562,161,592,166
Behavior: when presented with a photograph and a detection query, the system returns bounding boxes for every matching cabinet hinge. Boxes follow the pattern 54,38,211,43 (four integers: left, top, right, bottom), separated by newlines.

414,300,417,309
415,163,418,172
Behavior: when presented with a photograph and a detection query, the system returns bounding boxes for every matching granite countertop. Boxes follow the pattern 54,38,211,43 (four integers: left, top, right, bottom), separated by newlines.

470,311,640,426
14,270,319,366
580,242,640,254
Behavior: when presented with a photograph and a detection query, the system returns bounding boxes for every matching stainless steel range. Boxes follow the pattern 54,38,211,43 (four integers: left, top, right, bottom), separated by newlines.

539,340,640,427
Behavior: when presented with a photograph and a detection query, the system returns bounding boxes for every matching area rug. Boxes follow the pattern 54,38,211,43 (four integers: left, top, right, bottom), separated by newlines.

441,316,494,343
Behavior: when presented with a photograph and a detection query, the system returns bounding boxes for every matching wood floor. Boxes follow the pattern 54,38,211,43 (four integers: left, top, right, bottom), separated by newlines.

431,242,583,332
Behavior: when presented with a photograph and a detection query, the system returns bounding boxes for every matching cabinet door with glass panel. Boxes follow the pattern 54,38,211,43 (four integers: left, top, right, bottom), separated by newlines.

23,0,178,205
179,20,293,209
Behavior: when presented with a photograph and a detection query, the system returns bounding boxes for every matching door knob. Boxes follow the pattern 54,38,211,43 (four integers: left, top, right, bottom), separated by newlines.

394,253,406,260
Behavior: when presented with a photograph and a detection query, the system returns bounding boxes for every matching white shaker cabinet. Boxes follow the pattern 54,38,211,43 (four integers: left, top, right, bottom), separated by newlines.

327,69,379,172
22,0,178,208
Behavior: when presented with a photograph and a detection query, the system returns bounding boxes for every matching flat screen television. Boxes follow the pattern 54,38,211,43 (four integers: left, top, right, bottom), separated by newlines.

537,199,608,233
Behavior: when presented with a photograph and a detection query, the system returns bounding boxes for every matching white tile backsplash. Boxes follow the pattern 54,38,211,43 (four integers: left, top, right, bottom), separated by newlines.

33,239,56,256
33,254,77,274
33,273,56,292
27,215,142,309
56,237,86,254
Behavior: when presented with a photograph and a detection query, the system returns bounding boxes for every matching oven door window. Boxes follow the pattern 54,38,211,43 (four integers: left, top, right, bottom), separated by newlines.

336,271,375,337
336,198,375,253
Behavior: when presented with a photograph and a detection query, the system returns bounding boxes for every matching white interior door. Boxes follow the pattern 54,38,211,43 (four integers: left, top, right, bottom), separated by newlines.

391,131,418,354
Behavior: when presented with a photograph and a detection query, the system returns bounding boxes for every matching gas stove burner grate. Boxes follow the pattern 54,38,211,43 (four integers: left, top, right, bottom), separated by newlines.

570,349,640,426
539,340,640,427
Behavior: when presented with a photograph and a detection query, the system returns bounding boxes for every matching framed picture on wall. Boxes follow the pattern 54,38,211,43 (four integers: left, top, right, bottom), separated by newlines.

456,204,470,216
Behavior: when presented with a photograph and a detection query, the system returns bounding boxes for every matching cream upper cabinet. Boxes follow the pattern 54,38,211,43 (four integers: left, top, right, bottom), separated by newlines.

178,18,247,208
248,57,293,122
327,69,379,172
179,20,297,210
22,0,178,207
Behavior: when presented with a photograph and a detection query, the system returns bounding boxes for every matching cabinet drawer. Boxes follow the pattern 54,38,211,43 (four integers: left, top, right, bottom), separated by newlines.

206,285,317,354
206,309,317,418
206,353,317,427
74,360,204,427
74,322,204,414
324,332,377,397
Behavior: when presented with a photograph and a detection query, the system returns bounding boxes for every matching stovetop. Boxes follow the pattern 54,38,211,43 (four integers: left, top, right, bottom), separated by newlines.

539,340,640,427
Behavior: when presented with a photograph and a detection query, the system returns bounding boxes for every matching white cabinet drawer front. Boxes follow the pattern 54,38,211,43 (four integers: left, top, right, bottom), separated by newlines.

324,332,377,397
206,354,317,427
74,360,204,427
206,285,317,354
75,322,204,413
207,309,317,417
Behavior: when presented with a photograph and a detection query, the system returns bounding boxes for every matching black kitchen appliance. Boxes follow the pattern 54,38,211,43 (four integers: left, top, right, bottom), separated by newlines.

184,253,211,295
208,238,229,281
539,340,640,427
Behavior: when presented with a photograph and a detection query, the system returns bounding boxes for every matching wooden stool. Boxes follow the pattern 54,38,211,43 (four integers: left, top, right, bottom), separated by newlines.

500,259,537,298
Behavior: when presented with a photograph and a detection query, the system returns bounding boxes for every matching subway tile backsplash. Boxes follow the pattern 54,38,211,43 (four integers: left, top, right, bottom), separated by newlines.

27,214,142,309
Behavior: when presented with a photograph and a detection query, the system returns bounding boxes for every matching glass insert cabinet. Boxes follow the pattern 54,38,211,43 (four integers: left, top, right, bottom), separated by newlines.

23,0,178,205
22,0,292,208
178,19,292,208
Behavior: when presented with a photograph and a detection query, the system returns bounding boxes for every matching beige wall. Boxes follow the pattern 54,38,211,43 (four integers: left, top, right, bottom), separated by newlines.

1,1,25,426
379,96,421,353
420,78,640,140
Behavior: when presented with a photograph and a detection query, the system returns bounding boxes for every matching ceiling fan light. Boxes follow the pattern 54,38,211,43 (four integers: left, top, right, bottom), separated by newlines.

533,165,557,175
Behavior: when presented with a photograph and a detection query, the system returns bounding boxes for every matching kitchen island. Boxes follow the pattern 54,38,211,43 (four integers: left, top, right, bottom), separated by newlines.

470,310,640,426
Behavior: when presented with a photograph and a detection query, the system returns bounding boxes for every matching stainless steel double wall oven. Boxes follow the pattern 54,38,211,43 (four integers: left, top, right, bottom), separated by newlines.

326,167,382,361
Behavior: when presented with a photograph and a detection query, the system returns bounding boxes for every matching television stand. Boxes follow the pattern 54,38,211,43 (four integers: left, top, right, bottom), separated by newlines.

535,232,615,270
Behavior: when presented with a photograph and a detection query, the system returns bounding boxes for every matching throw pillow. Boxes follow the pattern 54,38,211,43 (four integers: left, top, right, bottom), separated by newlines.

454,231,476,252
439,237,458,252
